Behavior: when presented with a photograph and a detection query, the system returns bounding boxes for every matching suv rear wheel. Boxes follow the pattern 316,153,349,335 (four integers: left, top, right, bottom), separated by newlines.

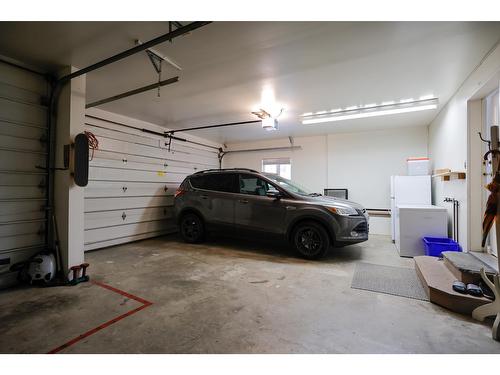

292,221,330,260
180,213,205,243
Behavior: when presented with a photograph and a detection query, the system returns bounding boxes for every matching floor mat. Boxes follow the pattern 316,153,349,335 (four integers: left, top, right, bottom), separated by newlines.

351,262,429,301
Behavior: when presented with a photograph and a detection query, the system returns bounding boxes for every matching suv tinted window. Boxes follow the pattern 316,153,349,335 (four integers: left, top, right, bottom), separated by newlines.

239,174,279,196
190,173,238,193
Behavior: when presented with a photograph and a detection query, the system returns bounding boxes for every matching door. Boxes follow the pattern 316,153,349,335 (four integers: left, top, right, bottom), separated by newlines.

482,88,499,257
234,174,287,236
189,172,238,229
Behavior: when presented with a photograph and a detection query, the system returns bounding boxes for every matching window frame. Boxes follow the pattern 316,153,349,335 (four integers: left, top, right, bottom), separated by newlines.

262,157,291,179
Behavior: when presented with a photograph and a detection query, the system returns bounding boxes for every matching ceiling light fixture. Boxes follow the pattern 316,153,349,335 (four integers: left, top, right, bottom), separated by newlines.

251,86,284,131
419,94,435,100
301,97,438,125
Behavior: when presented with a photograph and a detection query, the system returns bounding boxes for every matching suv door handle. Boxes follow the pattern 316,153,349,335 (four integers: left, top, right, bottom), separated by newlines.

200,194,208,199
238,199,249,204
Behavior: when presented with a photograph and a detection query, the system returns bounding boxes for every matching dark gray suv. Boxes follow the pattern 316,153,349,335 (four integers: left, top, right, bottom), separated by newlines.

174,168,369,259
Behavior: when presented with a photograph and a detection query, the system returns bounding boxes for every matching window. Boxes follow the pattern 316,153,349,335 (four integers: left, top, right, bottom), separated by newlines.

239,174,278,196
262,157,291,179
190,173,238,193
324,189,349,199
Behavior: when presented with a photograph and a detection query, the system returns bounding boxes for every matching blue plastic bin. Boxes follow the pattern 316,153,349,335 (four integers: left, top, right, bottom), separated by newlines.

422,237,461,257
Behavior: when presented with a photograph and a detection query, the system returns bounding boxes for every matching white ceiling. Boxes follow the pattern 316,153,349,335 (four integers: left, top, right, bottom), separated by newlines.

1,21,499,143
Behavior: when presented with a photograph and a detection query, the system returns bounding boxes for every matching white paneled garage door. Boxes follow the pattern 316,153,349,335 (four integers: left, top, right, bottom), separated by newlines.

83,111,220,251
0,60,49,283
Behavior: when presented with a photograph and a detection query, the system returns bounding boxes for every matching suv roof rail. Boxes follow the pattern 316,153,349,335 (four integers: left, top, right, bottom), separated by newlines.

192,168,259,174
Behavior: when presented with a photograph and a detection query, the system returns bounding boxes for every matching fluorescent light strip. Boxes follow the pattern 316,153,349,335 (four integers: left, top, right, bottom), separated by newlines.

302,104,437,125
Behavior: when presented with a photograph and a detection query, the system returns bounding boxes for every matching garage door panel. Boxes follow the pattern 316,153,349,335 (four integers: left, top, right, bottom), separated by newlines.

0,149,46,172
0,97,46,126
0,172,46,187
83,114,218,251
89,157,197,175
0,233,45,252
0,64,47,96
89,167,185,183
0,62,48,283
88,124,217,159
91,148,215,169
85,196,173,212
83,230,174,251
85,123,161,148
0,120,46,139
85,181,176,198
0,186,45,199
0,200,45,217
84,206,174,230
85,116,218,154
84,219,175,244
0,81,43,105
165,140,218,159
96,137,215,166
0,133,46,153
0,221,45,238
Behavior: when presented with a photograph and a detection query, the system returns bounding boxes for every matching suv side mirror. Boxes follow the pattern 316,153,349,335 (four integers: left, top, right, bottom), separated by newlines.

266,190,282,200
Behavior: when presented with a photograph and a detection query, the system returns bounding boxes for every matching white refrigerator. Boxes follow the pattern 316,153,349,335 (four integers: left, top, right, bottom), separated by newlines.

390,175,431,242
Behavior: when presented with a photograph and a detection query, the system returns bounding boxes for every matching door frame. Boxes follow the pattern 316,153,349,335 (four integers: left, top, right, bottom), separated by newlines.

467,72,500,253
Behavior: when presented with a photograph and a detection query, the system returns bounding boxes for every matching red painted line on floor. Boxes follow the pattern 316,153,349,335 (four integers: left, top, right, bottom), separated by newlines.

47,281,153,354
92,280,152,305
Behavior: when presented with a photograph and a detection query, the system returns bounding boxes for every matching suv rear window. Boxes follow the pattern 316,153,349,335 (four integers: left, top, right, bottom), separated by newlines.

190,173,238,193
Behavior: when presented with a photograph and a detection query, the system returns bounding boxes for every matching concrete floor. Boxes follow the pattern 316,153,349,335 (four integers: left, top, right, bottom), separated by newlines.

1,234,500,354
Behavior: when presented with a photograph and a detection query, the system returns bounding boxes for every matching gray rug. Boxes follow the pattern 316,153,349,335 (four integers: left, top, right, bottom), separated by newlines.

351,262,429,301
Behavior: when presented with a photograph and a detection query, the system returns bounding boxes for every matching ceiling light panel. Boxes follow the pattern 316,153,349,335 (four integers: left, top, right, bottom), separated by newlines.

301,97,438,125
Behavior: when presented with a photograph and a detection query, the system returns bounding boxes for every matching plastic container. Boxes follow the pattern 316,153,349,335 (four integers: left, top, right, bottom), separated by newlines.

422,237,461,257
407,157,430,176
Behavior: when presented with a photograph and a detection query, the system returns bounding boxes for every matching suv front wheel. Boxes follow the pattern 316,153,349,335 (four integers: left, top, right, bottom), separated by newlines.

180,212,205,243
292,221,330,260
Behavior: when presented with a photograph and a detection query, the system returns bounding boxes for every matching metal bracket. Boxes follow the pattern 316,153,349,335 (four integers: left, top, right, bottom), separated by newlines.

146,50,163,74
218,147,227,169
479,131,493,151
164,133,174,152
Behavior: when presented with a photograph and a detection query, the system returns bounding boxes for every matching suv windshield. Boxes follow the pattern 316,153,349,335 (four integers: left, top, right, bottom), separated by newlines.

263,174,318,196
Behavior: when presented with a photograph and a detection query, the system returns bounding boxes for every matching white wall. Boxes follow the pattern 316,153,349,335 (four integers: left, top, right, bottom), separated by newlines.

223,136,328,194
223,126,429,235
326,127,428,209
429,42,500,251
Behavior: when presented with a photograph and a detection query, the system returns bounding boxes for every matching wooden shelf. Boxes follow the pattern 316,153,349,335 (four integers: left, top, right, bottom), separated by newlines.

432,168,466,181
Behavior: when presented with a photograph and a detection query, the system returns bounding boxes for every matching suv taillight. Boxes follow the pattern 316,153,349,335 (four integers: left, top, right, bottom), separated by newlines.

174,187,186,198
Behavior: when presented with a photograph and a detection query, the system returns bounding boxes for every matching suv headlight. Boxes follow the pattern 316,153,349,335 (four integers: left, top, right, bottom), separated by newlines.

326,206,358,216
